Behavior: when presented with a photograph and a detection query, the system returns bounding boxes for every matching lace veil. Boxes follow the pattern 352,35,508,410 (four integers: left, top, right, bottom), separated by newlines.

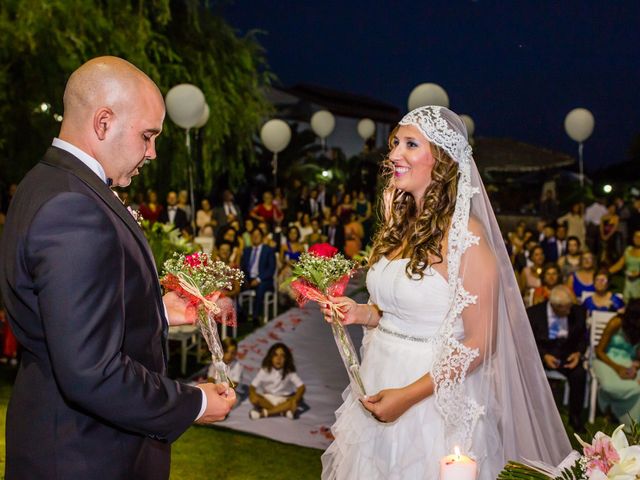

398,106,572,465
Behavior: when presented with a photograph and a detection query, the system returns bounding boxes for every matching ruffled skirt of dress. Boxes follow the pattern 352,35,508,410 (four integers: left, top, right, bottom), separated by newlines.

321,327,504,480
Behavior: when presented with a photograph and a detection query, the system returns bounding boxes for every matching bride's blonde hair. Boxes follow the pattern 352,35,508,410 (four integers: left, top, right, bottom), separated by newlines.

368,127,459,279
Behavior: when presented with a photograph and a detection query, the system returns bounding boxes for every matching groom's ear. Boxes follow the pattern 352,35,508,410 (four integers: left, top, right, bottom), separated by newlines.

94,107,115,141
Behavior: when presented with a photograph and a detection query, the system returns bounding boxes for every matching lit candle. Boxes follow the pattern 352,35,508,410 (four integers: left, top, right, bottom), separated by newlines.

440,446,477,480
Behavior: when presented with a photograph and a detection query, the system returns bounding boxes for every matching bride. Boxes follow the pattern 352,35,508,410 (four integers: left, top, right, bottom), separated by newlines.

321,106,572,479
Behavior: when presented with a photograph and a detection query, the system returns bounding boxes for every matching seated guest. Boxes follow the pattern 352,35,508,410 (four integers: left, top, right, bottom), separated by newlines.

294,212,313,241
583,269,625,314
216,226,242,265
177,189,192,223
303,189,321,219
336,193,354,225
558,236,583,282
139,189,163,224
555,224,568,259
344,211,364,259
304,219,324,247
258,221,278,249
532,263,562,305
240,228,276,319
214,189,242,230
527,286,588,430
278,227,305,305
567,251,596,302
324,214,345,253
609,229,640,302
241,218,255,250
214,242,241,298
195,198,214,235
158,191,189,231
507,220,532,266
249,343,305,419
280,227,304,265
519,245,545,303
540,224,561,263
208,337,245,406
250,191,283,228
593,299,640,423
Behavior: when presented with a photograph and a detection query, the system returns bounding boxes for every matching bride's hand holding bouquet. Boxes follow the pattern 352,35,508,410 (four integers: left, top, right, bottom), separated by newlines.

319,296,379,327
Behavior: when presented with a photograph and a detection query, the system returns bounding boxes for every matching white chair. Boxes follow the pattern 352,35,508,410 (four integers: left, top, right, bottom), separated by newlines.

167,325,200,375
587,310,617,423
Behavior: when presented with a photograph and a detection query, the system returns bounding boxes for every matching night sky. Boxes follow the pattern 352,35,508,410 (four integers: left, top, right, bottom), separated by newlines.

221,1,640,171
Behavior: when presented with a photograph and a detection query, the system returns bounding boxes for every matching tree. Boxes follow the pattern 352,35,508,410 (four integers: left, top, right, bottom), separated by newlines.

0,0,273,193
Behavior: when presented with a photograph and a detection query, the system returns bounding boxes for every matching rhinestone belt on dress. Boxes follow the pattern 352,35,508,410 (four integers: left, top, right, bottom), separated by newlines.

377,324,436,344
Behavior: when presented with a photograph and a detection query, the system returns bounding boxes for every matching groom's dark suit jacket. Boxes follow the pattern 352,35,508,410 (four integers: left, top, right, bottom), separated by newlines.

0,147,202,479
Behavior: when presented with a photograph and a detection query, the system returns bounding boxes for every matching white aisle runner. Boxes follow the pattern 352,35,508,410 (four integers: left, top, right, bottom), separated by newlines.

218,294,365,450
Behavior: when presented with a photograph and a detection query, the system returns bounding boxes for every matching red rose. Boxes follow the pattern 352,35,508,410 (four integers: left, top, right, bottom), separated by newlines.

308,243,338,258
184,252,208,268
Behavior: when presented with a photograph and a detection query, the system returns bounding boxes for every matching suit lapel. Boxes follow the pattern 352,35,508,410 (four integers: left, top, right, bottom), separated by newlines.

41,147,169,358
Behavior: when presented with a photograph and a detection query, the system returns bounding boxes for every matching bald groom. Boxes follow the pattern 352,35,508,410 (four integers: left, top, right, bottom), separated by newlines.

0,57,235,479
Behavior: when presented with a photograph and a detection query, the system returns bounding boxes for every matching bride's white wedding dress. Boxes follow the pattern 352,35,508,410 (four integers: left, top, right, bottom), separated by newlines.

321,256,503,479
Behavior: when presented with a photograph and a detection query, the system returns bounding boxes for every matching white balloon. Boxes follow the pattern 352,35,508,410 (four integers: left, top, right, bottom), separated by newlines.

260,119,291,154
564,108,595,142
407,83,449,110
194,103,210,129
357,118,375,140
165,84,206,129
310,110,336,139
460,114,475,137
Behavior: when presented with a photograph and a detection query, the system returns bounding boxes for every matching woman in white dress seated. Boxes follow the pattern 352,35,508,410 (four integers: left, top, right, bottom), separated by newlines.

320,106,572,479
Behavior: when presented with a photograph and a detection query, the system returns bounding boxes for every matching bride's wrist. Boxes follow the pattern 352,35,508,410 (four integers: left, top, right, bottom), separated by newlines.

360,304,376,327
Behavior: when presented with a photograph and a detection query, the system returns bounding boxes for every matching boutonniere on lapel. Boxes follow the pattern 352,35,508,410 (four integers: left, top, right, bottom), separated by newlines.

112,190,142,227
126,205,143,227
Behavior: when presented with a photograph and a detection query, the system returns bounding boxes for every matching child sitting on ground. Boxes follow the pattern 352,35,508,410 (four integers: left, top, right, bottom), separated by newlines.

249,342,305,420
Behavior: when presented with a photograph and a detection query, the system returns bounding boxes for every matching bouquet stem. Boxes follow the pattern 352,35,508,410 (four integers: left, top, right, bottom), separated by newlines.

329,309,367,398
198,310,231,386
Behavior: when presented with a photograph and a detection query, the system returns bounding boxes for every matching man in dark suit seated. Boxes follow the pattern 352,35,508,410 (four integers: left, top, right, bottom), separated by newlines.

527,285,587,431
213,189,242,231
158,190,189,231
324,214,346,253
241,228,276,320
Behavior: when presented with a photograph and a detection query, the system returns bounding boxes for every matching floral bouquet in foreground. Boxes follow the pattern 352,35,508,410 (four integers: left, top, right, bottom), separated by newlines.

285,243,366,398
161,252,244,385
498,424,640,479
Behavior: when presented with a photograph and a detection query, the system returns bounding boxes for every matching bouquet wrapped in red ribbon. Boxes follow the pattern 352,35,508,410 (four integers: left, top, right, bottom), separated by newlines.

287,243,366,397
161,252,244,385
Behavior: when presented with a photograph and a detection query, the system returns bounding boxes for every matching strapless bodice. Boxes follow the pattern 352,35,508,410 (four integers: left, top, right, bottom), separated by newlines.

366,256,463,338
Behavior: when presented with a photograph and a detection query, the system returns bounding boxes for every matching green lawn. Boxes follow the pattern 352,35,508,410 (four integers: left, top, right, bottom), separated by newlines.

0,366,321,480
0,365,620,480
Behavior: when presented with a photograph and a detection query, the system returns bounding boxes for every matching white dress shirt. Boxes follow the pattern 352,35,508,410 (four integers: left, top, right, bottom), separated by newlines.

52,138,207,420
546,303,569,340
52,138,107,183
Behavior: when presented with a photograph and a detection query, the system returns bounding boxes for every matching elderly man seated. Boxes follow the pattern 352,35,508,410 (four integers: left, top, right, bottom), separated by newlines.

527,285,587,431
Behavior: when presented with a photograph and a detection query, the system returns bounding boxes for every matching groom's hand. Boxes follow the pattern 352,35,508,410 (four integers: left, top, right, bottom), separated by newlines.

195,383,236,424
163,291,197,326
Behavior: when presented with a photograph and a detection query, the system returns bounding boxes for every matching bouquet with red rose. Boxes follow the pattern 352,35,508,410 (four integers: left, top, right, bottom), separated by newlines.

161,252,244,385
286,243,366,397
